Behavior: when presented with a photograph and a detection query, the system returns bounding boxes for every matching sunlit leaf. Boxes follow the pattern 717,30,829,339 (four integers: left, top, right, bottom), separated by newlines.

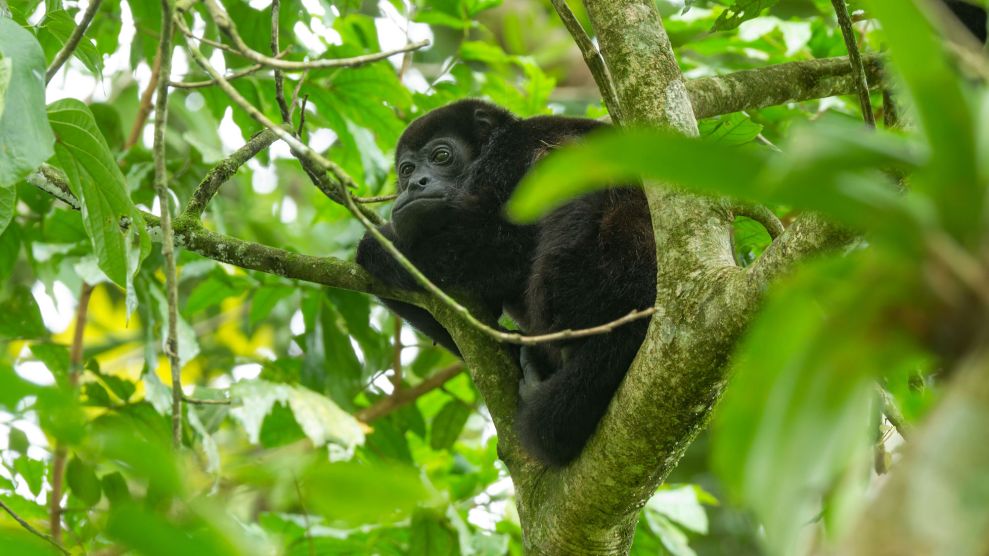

230,379,365,454
0,18,55,187
711,0,779,32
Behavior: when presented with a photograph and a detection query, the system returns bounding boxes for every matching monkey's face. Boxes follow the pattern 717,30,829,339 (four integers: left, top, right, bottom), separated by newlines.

391,134,472,240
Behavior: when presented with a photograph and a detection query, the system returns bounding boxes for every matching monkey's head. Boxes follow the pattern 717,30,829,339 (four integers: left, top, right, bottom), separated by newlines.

390,100,516,240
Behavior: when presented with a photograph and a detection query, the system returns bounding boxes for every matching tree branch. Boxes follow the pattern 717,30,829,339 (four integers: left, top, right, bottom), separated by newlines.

125,52,161,150
747,212,855,290
181,128,281,219
45,0,102,84
270,0,291,123
1,500,69,555
830,0,876,126
549,0,624,123
152,0,184,449
686,54,884,120
49,283,92,547
355,363,465,422
202,0,429,71
168,49,290,89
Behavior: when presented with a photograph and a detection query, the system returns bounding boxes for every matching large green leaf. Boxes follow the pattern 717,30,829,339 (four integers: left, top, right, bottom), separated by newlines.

0,18,55,187
866,0,983,244
47,98,150,288
507,124,925,237
712,255,924,555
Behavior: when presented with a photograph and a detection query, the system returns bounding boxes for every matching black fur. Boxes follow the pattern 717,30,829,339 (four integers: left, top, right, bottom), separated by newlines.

356,100,656,466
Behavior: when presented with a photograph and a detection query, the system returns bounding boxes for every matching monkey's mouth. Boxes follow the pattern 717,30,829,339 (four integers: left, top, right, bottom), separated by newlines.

393,195,447,215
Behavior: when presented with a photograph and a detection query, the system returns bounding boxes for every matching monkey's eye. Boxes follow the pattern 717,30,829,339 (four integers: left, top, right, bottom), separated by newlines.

431,147,452,164
399,163,415,177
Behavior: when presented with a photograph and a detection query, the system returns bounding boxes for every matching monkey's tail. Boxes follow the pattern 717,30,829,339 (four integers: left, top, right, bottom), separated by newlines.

515,330,642,467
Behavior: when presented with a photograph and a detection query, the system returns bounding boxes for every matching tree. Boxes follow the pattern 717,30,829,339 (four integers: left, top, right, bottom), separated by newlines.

1,0,987,555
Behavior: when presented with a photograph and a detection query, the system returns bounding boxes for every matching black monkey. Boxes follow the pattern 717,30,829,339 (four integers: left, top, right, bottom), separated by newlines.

356,100,656,466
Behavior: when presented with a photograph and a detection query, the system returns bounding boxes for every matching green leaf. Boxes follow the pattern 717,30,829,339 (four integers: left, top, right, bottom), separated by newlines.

712,255,915,554
230,379,365,454
7,427,29,454
29,343,70,380
36,9,104,79
101,471,131,504
0,220,20,284
47,99,150,288
711,0,779,32
646,485,710,535
0,57,10,123
84,382,113,407
0,528,56,554
0,286,46,339
99,374,136,402
302,461,432,525
66,457,102,507
13,456,44,497
699,113,763,146
866,0,982,245
249,285,293,328
0,184,14,237
507,124,927,239
0,18,56,187
107,502,242,556
430,400,471,450
184,272,243,316
644,513,696,556
409,509,460,556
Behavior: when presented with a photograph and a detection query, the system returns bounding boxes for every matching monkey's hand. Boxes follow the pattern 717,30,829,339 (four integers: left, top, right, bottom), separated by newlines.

355,223,420,291
518,345,547,403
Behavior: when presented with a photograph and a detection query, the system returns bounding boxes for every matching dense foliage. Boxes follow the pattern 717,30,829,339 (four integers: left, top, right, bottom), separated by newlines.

1,0,987,554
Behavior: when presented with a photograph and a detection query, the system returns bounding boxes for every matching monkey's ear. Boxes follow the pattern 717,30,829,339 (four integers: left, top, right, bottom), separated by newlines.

474,108,498,132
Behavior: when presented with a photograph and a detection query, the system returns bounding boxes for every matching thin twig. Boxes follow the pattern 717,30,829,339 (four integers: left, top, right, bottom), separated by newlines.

45,0,103,84
182,128,282,219
877,385,909,440
50,283,92,546
831,0,875,127
125,52,162,150
1,500,70,555
271,0,291,123
391,318,403,391
549,0,624,123
354,193,397,204
169,49,289,89
182,396,231,405
181,14,657,346
356,363,465,422
203,0,429,71
179,32,243,56
170,64,265,89
153,0,183,449
292,476,316,556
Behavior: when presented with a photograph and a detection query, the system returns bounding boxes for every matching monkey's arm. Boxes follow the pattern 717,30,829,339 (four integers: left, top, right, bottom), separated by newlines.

355,225,461,357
